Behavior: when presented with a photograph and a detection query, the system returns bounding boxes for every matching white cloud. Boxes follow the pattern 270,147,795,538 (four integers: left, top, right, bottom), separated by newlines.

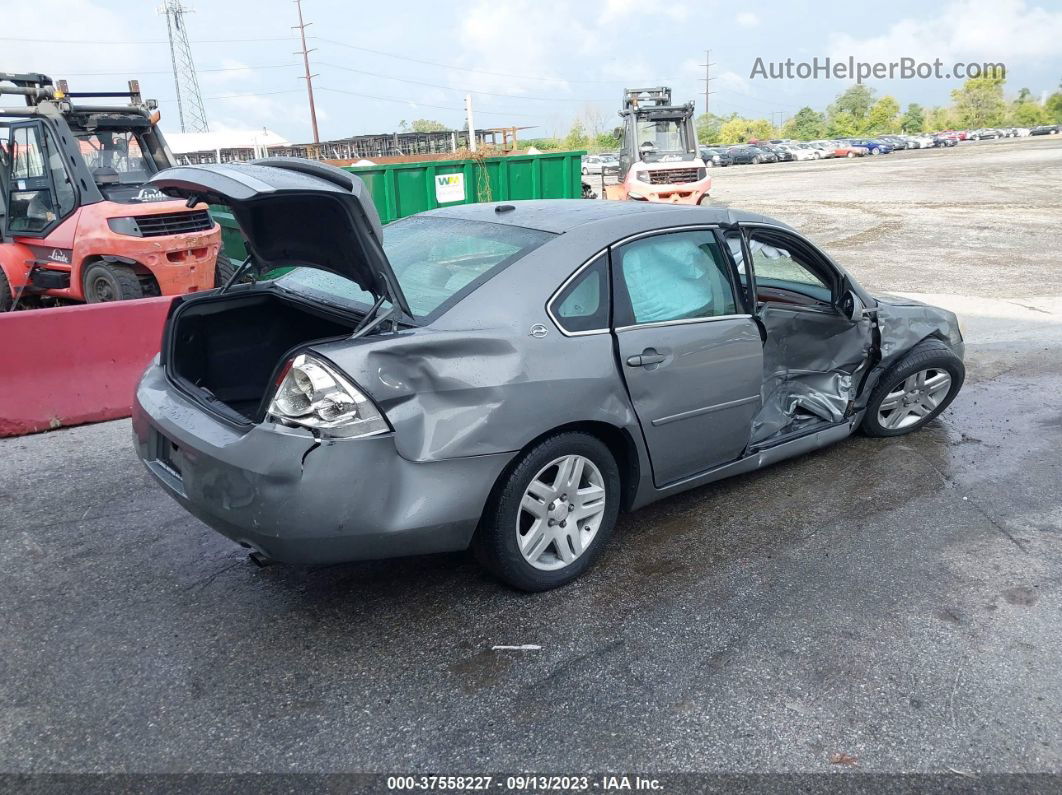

736,12,759,27
829,0,1062,67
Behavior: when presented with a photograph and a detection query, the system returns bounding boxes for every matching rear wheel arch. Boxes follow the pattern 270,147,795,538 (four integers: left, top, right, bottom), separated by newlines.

482,420,642,521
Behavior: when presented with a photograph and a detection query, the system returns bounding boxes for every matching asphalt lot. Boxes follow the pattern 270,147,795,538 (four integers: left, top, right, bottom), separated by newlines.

2,136,1061,775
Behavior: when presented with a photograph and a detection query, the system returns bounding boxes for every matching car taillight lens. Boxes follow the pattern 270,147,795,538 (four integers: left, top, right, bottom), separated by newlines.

267,354,390,438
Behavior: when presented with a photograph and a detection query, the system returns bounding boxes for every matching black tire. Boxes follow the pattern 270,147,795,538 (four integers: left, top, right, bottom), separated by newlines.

0,268,12,312
697,194,711,206
214,253,237,288
473,432,621,592
82,261,144,303
860,340,965,437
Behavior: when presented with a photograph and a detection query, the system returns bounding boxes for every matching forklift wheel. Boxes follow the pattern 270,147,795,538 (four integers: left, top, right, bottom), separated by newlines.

213,253,238,288
83,262,144,304
0,268,12,312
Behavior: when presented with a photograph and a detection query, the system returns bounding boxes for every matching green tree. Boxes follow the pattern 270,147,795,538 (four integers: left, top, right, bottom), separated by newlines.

900,103,925,133
593,131,621,151
1016,87,1033,103
1046,90,1062,123
782,106,826,140
522,137,562,151
926,106,955,131
694,112,727,144
1010,100,1047,126
564,120,589,150
828,85,876,131
951,75,1007,128
826,110,860,137
865,96,901,134
718,117,774,143
410,119,448,133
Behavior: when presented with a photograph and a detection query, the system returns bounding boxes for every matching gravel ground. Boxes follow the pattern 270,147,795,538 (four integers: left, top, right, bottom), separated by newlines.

1,136,1060,777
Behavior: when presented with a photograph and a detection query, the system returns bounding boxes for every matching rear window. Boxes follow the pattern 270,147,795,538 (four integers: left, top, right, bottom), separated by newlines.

274,216,554,321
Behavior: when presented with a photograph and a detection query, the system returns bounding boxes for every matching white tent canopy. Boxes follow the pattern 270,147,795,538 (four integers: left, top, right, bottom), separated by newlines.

164,128,290,156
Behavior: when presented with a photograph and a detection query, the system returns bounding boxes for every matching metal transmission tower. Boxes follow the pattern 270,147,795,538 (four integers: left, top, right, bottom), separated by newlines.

160,0,209,133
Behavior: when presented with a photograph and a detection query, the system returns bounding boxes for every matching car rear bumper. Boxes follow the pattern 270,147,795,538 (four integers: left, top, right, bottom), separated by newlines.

132,364,515,565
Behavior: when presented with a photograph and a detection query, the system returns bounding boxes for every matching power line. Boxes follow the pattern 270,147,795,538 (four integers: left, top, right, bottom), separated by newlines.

316,86,540,118
0,36,299,44
312,37,675,86
57,63,298,77
316,61,610,104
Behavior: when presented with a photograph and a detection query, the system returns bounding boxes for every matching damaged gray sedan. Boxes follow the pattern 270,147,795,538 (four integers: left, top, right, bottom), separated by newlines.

133,159,965,591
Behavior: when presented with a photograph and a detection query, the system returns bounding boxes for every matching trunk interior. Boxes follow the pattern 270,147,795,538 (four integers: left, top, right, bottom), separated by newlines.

168,292,357,421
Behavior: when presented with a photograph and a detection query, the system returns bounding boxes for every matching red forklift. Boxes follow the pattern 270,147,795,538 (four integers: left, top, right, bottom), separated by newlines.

0,72,233,310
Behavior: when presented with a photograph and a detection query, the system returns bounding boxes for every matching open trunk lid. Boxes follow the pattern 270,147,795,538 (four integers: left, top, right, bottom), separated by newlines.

148,158,411,316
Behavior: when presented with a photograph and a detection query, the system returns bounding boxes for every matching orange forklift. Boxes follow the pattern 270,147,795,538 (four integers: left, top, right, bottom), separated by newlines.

0,72,233,311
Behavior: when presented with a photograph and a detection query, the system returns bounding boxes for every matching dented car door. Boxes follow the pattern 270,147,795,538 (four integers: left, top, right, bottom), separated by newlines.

727,225,874,446
611,228,764,486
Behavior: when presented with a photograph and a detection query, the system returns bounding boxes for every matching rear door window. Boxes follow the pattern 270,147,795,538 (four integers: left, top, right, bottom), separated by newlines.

613,230,738,326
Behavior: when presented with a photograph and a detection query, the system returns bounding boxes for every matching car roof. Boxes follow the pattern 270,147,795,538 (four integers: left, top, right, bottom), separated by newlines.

419,199,786,234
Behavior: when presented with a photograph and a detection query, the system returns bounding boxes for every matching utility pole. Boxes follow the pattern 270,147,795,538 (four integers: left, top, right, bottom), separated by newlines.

465,94,477,152
293,0,319,145
700,49,716,117
159,1,209,133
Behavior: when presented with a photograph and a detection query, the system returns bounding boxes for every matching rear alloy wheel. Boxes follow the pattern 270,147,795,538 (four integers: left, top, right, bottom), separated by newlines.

847,151,856,158
861,341,964,437
474,432,620,591
82,261,144,303
752,155,761,164
872,147,882,155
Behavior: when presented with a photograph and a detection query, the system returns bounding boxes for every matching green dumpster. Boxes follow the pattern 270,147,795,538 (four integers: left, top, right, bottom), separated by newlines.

211,150,585,260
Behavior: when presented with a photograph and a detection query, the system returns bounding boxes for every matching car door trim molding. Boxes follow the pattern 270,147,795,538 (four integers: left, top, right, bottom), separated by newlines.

652,394,761,427
615,313,752,333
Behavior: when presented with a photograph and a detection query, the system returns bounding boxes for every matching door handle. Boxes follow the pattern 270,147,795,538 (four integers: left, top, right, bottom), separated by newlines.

626,349,666,367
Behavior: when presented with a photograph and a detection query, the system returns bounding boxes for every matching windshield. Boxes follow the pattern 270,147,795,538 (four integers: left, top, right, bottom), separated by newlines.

275,216,555,321
635,118,690,154
75,130,156,185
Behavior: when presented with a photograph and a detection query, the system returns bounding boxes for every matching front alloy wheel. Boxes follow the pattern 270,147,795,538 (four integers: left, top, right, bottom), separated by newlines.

876,369,952,430
861,340,964,437
474,432,620,591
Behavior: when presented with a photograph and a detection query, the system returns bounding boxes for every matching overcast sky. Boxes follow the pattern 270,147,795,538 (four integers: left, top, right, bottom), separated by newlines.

3,0,1060,143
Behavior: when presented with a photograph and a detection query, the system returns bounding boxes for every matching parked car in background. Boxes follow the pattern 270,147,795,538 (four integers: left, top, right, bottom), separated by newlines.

880,136,909,150
727,144,777,164
808,141,837,158
581,155,619,175
134,160,967,591
699,146,733,167
1030,124,1060,136
933,133,959,147
831,141,869,158
910,134,936,149
759,144,792,162
846,138,892,155
786,144,819,161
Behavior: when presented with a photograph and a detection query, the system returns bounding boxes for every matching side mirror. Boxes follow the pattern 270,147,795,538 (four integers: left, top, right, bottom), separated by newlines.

839,289,864,322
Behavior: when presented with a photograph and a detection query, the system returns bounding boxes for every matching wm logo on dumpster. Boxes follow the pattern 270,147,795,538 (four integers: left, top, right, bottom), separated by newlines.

435,173,466,204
